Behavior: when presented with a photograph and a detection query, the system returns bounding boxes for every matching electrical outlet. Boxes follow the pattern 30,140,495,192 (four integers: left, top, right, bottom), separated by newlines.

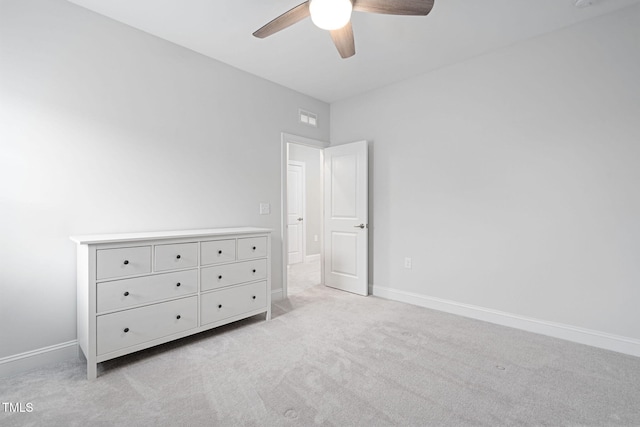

404,257,412,269
259,203,270,215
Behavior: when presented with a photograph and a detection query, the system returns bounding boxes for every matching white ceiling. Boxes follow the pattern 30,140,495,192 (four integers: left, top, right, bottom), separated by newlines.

67,0,640,103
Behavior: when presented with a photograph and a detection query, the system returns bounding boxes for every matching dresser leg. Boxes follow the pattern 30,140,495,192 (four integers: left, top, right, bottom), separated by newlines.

87,362,97,380
78,345,97,379
265,308,271,321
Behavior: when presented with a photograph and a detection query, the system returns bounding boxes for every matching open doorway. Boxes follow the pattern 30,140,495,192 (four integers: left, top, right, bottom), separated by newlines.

281,133,327,298
281,133,369,298
286,142,323,295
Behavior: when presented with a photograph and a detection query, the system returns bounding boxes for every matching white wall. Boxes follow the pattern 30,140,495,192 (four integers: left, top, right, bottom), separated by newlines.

288,144,322,257
331,5,640,341
0,0,329,359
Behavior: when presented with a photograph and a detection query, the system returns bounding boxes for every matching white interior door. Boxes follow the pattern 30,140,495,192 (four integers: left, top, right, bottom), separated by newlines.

323,141,368,295
287,161,305,265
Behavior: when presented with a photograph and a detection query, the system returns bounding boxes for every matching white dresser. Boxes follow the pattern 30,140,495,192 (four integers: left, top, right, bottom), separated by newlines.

70,227,271,379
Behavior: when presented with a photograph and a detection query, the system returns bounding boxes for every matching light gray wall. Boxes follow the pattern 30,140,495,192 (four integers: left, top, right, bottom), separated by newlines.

0,0,329,358
331,5,640,340
288,144,322,257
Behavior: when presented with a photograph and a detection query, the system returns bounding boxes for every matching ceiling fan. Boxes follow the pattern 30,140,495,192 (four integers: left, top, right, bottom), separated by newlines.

253,0,435,59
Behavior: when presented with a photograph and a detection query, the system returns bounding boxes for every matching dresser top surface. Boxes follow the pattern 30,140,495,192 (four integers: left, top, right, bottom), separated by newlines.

70,227,272,245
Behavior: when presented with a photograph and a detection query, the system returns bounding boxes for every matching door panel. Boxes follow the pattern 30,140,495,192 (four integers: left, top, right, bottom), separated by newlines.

324,141,368,295
331,154,358,218
330,231,358,277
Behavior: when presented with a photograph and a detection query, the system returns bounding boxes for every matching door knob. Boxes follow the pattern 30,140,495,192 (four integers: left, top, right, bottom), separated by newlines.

297,217,303,221
354,224,366,229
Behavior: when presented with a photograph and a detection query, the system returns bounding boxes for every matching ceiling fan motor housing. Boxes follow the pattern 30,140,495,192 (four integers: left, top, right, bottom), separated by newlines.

309,0,354,31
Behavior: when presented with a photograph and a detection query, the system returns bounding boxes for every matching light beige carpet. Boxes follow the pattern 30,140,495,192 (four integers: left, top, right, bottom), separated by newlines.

1,285,639,426
287,260,321,296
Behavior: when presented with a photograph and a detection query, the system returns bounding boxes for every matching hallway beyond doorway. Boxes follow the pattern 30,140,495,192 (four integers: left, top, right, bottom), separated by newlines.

287,259,321,296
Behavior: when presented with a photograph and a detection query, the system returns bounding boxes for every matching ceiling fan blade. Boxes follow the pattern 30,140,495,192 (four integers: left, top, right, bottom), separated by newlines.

330,22,355,59
253,1,310,38
353,0,434,16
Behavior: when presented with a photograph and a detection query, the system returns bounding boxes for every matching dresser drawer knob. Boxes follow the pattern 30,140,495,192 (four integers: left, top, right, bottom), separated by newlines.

123,291,129,297
176,315,181,320
124,328,130,333
252,246,256,251
123,260,129,265
218,250,222,255
176,254,181,259
252,296,256,300
252,269,256,273
218,304,222,309
218,275,222,280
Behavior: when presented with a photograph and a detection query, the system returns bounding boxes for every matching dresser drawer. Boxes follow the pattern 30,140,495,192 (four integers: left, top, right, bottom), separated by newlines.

200,259,267,291
97,269,197,313
96,296,197,356
154,242,198,272
237,237,267,260
96,246,151,280
201,281,267,325
201,239,236,265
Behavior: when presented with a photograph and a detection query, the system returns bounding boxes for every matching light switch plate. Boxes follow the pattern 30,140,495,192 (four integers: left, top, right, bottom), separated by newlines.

259,203,270,215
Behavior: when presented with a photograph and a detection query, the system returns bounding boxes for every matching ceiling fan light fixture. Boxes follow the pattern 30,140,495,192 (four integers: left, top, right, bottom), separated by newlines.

309,0,353,31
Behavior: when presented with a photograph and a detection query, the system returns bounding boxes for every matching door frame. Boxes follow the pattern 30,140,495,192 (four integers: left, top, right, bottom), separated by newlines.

287,160,306,265
281,133,328,299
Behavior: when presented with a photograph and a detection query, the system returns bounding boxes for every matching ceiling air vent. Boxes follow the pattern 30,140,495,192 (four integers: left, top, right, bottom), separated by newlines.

299,109,318,127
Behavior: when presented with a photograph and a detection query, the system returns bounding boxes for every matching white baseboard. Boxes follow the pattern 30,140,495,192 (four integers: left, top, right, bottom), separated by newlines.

373,285,640,358
271,288,284,302
0,340,78,379
305,254,320,263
